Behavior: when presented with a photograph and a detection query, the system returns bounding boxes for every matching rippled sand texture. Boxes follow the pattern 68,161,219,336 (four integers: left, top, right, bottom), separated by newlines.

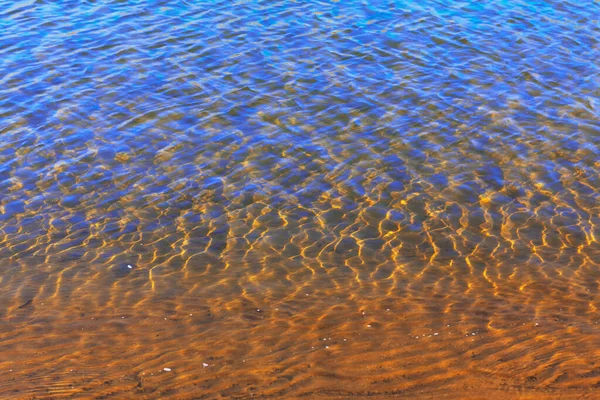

2,0,600,398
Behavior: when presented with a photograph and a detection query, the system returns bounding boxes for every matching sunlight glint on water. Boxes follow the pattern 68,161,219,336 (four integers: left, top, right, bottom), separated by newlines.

1,0,600,398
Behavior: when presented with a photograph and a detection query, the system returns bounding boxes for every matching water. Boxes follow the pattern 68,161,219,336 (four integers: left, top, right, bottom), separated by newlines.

1,0,600,398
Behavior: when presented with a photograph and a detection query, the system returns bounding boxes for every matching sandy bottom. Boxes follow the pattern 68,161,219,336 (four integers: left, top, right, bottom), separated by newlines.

2,255,600,399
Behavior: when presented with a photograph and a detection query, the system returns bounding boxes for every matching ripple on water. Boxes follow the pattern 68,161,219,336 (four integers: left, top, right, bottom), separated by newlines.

1,0,600,398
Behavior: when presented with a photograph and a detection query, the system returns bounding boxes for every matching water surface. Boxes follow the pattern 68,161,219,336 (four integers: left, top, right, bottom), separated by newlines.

1,0,600,398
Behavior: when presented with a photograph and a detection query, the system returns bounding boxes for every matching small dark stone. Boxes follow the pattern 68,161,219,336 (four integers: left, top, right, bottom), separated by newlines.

18,299,33,309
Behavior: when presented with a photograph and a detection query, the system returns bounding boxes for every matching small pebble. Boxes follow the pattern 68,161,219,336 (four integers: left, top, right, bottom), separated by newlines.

127,265,133,269
163,368,171,372
203,363,209,367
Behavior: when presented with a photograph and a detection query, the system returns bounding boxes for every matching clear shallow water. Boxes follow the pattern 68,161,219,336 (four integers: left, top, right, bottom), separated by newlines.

1,0,600,398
